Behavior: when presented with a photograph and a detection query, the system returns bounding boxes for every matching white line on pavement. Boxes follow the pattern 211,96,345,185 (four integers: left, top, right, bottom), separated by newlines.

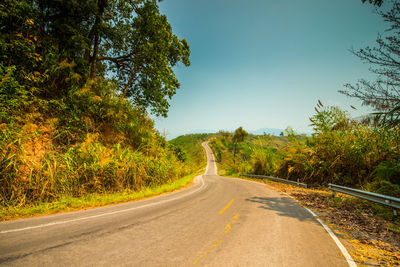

1,176,205,234
304,207,357,267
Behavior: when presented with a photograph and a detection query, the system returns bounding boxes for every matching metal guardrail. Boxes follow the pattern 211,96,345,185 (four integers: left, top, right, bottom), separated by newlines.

240,174,307,188
329,183,400,216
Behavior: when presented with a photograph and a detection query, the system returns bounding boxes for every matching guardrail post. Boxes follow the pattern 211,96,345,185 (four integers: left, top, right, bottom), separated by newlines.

328,184,335,198
394,209,398,217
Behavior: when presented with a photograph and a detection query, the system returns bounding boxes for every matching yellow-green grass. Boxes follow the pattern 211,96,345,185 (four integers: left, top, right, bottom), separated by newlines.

0,169,204,221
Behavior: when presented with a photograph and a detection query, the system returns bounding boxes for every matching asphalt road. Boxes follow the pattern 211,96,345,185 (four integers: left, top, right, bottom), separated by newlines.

0,142,351,266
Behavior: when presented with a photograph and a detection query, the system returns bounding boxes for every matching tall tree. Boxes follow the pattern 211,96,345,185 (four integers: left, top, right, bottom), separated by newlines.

97,0,190,117
80,0,190,117
0,0,190,117
232,127,248,164
340,1,400,127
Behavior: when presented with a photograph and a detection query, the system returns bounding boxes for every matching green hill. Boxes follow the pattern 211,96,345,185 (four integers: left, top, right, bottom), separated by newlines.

169,133,213,170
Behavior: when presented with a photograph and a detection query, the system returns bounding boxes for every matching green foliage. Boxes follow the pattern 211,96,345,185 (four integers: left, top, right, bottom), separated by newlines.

309,102,349,133
232,126,248,163
0,65,30,122
273,106,399,191
251,146,280,176
374,161,400,184
0,0,193,210
209,138,224,162
0,0,190,117
115,1,191,116
209,133,284,176
209,106,399,198
361,0,383,6
169,134,211,169
233,127,248,143
168,144,187,162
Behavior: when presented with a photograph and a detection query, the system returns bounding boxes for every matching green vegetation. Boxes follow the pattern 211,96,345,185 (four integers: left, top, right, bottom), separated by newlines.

362,0,383,6
209,130,287,177
232,127,248,164
0,0,196,218
169,133,212,169
210,104,400,198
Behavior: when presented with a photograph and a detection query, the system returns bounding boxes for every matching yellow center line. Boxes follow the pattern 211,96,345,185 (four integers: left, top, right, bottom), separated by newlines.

193,213,240,265
219,198,235,214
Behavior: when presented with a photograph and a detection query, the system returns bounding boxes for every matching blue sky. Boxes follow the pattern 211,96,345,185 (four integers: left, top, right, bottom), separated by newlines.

154,0,388,138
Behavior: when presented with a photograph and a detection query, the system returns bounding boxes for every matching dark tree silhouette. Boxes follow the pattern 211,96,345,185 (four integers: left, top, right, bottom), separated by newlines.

340,1,400,127
232,127,248,164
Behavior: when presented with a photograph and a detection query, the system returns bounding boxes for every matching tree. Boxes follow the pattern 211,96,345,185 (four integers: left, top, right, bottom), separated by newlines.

232,127,248,164
361,0,383,6
340,1,400,127
0,0,190,117
91,0,191,116
309,101,350,133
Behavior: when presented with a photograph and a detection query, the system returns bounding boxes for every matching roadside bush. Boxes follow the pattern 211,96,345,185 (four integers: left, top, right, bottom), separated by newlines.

276,106,400,194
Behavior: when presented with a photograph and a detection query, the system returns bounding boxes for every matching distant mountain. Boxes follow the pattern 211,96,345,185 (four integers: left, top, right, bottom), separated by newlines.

248,128,285,136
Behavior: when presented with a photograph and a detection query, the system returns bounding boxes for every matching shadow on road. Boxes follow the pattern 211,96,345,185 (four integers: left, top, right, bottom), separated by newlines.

246,196,317,223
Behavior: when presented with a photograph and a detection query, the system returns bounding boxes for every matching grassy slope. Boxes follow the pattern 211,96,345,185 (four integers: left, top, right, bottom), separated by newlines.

1,132,210,221
3,133,215,222
210,133,288,176
0,80,205,220
169,133,213,170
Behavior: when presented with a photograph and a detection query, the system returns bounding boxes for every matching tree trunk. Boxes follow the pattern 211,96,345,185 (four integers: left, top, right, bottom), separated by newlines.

122,66,137,98
89,33,100,79
89,0,107,79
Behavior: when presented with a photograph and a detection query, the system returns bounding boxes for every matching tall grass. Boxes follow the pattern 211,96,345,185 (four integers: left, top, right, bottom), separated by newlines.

0,78,195,209
0,130,192,207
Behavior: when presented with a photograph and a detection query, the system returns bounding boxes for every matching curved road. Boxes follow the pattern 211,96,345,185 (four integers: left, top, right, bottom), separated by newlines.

0,143,350,266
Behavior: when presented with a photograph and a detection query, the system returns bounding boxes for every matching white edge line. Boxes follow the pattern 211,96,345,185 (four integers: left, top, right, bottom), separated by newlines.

303,207,357,267
1,175,205,235
2,142,211,234
225,176,269,187
202,142,210,174
208,155,357,267
233,176,357,267
202,142,216,175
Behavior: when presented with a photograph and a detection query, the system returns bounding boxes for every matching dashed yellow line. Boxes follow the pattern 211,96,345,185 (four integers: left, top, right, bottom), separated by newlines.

193,213,240,265
219,198,235,214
